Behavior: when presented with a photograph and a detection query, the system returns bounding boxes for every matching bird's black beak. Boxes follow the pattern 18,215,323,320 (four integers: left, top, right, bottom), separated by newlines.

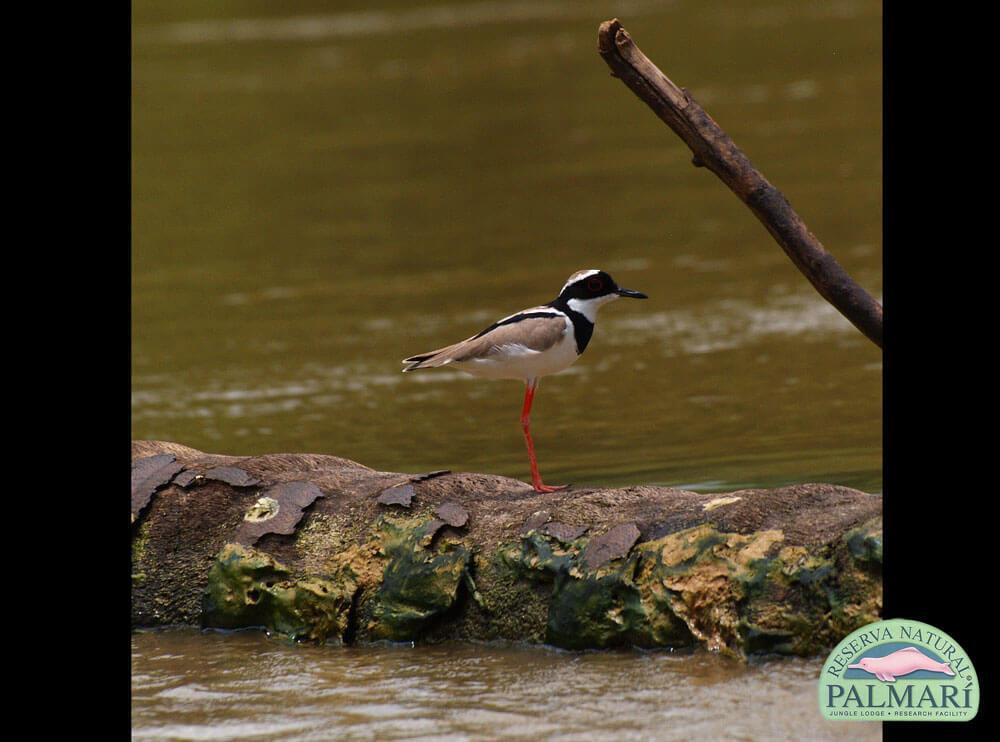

617,288,648,299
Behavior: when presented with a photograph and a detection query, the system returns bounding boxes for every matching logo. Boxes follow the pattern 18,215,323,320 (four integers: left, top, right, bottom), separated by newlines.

819,619,978,721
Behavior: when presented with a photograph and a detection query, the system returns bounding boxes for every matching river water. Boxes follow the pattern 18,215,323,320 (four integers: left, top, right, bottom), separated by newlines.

132,630,878,741
132,0,881,738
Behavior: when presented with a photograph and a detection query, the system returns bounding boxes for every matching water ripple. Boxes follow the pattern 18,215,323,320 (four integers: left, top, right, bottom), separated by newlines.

138,1,677,46
132,631,879,741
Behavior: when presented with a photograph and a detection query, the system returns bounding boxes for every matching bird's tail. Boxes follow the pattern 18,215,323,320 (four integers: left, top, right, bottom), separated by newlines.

401,352,436,372
401,345,459,372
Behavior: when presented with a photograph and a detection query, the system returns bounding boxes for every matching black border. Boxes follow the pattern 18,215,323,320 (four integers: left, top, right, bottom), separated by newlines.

883,3,988,738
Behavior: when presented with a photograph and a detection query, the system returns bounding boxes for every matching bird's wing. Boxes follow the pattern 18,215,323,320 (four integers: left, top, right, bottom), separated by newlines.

466,313,568,356
402,309,567,369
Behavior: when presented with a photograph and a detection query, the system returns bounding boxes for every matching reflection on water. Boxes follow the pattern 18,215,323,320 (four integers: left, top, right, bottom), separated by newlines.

132,630,880,741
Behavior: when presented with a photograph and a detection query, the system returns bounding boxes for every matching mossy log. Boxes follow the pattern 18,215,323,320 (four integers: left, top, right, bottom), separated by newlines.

131,440,882,657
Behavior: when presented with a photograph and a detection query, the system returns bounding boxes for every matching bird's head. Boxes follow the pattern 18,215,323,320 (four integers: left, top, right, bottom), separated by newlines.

556,269,647,320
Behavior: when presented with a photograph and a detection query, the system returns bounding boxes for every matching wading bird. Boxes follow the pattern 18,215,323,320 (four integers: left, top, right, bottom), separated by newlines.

402,269,647,492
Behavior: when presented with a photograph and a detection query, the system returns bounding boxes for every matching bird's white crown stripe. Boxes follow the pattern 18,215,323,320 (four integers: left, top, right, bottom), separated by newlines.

560,269,600,294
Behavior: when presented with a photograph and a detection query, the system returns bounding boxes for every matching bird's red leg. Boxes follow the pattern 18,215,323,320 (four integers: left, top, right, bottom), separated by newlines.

520,378,567,493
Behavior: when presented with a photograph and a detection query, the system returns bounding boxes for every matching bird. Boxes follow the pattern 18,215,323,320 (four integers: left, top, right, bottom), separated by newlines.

401,269,647,492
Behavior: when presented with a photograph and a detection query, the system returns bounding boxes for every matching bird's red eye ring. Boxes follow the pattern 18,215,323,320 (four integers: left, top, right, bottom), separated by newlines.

587,277,604,292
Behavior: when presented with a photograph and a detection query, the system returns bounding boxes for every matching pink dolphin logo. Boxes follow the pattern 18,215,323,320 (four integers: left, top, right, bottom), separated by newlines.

848,647,955,682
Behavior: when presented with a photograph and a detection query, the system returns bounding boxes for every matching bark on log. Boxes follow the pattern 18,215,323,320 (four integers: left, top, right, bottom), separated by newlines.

597,19,883,348
131,440,882,657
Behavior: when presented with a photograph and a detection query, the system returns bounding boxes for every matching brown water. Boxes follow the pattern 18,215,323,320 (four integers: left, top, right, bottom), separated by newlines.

132,0,881,738
132,630,879,741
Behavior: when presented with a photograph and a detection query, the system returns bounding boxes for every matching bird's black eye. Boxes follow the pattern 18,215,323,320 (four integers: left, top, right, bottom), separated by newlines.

587,277,604,293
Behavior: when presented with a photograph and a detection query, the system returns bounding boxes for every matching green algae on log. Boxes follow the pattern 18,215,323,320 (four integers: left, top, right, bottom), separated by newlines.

203,543,355,642
132,440,882,656
366,515,473,641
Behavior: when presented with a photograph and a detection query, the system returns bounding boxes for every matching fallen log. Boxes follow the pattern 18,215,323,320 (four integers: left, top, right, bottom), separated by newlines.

131,440,882,657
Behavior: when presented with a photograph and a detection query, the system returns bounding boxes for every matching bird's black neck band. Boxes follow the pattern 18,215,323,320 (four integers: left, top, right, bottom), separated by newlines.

549,298,594,354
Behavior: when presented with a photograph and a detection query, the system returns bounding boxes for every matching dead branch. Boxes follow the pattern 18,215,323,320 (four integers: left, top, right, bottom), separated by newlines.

597,19,883,348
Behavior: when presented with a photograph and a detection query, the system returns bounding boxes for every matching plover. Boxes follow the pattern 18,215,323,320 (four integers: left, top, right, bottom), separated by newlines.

402,269,647,492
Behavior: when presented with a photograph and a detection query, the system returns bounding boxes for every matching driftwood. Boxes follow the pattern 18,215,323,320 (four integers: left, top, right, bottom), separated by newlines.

597,19,883,348
131,441,882,657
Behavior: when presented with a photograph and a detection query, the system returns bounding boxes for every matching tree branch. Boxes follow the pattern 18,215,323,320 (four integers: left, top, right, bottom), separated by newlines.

598,19,883,348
